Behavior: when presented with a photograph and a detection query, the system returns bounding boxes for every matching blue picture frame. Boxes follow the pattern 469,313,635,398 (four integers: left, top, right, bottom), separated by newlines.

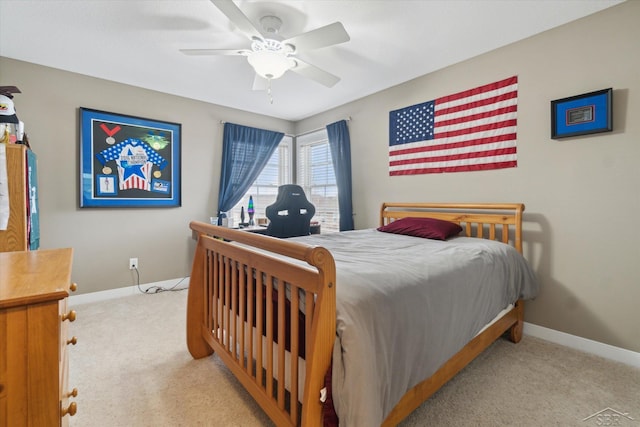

551,88,612,139
80,108,181,207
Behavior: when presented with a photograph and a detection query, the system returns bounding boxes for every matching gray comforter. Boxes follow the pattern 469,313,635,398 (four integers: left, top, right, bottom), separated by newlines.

290,229,539,426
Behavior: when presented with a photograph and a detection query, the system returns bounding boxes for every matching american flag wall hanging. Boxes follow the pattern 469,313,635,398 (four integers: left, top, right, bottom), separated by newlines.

388,76,518,175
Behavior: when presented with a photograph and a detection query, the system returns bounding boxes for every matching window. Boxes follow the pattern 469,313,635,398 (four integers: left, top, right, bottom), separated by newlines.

229,130,339,233
229,135,292,225
297,130,339,233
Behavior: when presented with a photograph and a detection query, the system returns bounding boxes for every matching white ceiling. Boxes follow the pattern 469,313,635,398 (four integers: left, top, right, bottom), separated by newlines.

0,0,624,121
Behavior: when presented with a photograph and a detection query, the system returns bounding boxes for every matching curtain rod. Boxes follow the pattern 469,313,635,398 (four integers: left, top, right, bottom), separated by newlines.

219,117,351,126
295,116,352,137
219,116,351,137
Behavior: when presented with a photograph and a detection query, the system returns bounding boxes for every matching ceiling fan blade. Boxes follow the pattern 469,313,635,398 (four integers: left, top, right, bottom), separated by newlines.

180,48,249,56
211,0,263,41
291,59,341,88
283,22,350,53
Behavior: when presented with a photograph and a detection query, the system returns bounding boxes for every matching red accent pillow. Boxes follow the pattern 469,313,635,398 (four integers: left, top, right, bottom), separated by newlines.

377,217,462,240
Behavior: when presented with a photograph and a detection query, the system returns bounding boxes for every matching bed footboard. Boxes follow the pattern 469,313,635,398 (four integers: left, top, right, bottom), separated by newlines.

187,221,336,426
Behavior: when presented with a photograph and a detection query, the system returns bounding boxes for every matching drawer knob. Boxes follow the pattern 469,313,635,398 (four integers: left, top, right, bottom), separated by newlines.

62,310,77,322
67,387,78,398
67,336,78,346
70,283,78,292
61,401,77,417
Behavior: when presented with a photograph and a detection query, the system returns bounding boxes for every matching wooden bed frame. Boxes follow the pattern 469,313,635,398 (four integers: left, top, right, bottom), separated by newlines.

187,202,526,426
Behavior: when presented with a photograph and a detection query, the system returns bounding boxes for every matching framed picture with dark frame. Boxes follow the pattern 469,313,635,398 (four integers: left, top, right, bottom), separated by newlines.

79,108,181,208
551,88,612,139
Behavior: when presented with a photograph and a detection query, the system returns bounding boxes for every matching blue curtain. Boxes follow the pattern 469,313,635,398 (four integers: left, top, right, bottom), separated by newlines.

217,123,284,215
326,120,354,231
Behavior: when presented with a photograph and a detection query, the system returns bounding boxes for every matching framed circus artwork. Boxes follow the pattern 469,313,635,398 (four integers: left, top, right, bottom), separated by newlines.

79,108,181,207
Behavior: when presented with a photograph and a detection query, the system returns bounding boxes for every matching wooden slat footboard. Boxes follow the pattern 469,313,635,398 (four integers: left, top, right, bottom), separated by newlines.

187,222,336,426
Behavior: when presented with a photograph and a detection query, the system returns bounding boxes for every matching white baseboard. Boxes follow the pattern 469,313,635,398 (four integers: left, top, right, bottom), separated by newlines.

69,277,189,306
524,322,640,369
69,285,638,369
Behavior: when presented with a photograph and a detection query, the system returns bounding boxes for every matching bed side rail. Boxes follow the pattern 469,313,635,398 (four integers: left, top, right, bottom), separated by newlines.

187,221,336,426
380,202,524,253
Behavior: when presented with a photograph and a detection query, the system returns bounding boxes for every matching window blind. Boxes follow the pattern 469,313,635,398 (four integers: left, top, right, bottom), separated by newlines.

297,129,339,232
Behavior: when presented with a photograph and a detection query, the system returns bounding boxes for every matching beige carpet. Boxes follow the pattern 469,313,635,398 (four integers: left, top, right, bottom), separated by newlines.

69,290,639,426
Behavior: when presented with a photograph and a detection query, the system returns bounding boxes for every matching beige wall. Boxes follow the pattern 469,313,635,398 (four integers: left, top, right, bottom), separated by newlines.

0,57,293,295
297,1,640,353
1,1,638,353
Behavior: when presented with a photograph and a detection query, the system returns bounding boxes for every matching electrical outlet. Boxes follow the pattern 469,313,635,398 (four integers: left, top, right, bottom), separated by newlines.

129,258,138,270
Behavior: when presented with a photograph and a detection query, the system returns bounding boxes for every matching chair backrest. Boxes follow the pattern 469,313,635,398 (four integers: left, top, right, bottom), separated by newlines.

266,185,316,238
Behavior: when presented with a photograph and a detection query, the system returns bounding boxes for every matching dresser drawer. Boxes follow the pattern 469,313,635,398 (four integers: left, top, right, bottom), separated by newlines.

0,248,75,426
59,298,77,364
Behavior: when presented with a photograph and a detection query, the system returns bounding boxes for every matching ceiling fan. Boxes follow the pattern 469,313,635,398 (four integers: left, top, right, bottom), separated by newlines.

180,0,350,90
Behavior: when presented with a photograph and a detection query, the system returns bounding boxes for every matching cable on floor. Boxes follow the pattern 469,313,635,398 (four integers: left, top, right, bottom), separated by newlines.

132,267,189,294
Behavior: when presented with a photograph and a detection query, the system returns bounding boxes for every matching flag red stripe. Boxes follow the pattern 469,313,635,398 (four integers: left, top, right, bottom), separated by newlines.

390,133,516,157
436,76,517,104
390,161,518,176
436,91,518,118
435,104,517,128
390,147,517,167
434,119,517,139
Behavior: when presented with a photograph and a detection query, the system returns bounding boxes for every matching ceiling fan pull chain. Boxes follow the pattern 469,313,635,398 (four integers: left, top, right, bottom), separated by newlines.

267,78,274,104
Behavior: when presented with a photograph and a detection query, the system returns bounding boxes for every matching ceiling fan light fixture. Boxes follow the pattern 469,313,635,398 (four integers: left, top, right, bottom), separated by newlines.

247,39,295,79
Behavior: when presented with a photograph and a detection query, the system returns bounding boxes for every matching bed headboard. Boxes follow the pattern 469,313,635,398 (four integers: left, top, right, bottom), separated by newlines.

380,203,525,253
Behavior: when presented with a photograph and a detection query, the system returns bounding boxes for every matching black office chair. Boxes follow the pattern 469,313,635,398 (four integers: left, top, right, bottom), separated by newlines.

265,185,316,238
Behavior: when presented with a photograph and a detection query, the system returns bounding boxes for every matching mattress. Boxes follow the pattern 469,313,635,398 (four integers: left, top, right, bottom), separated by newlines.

285,229,539,426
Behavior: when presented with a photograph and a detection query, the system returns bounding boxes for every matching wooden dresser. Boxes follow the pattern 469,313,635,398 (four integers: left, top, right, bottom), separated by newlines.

0,248,77,426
